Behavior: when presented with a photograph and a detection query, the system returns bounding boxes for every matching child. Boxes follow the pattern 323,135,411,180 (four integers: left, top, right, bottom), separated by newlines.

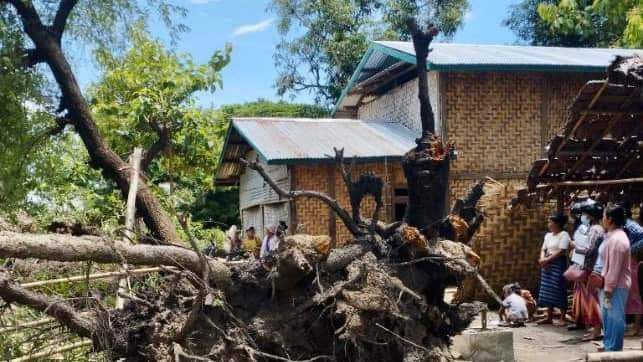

500,283,528,327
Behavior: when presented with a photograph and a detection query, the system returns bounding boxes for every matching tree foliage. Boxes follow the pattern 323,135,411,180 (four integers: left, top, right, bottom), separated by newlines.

270,0,469,105
505,0,642,47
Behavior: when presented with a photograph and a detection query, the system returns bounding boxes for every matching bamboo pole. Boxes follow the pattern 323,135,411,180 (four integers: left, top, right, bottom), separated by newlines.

9,340,93,362
0,317,55,334
19,266,172,289
116,147,142,309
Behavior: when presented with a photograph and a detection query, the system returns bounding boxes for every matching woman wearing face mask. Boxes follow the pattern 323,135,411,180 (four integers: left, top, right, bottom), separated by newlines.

568,203,604,341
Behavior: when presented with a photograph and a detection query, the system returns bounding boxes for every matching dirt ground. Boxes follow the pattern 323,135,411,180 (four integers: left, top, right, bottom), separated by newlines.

460,311,643,362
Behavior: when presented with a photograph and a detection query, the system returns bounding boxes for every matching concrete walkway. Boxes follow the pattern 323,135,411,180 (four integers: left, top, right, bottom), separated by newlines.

454,312,643,362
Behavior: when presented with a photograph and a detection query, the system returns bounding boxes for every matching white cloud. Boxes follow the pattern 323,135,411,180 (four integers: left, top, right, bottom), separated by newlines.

464,10,474,21
232,18,274,37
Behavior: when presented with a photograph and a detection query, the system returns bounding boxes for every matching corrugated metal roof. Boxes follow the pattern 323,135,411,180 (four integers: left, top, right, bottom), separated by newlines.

214,117,417,185
334,41,643,114
233,118,416,164
376,41,642,71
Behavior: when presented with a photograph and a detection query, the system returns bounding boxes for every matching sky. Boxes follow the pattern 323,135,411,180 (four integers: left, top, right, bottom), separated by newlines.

76,0,525,108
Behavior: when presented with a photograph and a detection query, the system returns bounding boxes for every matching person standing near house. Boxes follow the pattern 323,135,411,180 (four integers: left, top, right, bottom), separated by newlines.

569,203,604,341
260,224,280,259
537,213,571,326
599,204,632,352
242,226,261,258
623,202,643,336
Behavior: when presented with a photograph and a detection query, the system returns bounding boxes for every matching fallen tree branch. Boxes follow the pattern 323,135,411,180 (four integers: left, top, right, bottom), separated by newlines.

0,231,231,287
9,340,92,362
242,346,333,362
240,157,364,237
0,271,96,339
20,266,175,289
0,317,56,334
375,322,430,353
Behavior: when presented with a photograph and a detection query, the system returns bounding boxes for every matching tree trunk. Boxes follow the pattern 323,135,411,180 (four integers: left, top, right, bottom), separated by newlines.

0,231,231,287
402,19,451,233
8,0,181,244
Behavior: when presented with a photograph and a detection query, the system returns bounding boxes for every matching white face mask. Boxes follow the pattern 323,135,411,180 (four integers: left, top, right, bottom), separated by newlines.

580,214,591,226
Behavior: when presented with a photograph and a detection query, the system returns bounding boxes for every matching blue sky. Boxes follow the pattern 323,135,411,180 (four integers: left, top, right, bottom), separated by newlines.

77,0,524,108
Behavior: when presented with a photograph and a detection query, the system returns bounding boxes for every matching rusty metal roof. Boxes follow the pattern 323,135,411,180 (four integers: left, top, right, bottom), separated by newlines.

215,118,416,185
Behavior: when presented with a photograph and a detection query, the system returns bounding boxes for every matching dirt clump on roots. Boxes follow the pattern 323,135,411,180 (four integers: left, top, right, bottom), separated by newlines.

103,231,485,361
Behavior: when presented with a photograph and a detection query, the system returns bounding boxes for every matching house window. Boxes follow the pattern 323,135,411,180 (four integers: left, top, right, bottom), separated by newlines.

393,187,408,221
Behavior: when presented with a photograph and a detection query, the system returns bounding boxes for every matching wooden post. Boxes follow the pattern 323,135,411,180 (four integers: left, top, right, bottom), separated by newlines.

115,147,142,310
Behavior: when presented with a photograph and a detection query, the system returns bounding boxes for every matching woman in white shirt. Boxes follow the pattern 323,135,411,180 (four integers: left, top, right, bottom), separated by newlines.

537,213,571,326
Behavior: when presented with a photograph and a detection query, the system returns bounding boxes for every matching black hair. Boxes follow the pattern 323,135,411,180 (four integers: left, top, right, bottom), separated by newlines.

246,226,255,232
581,203,604,220
621,200,633,219
549,213,568,229
605,204,627,228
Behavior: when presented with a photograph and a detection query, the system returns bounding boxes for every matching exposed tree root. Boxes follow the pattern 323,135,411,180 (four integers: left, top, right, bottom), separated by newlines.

0,228,486,361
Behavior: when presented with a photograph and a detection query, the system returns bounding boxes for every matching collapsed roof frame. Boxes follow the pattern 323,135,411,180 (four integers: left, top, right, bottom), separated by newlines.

515,56,643,207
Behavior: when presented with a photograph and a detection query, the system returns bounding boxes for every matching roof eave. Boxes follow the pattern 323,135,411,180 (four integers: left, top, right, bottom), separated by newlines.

332,41,610,115
266,155,405,166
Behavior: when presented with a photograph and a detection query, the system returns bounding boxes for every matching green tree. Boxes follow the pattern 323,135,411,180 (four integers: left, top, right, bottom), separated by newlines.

505,0,642,47
270,0,469,105
16,27,230,232
0,0,194,243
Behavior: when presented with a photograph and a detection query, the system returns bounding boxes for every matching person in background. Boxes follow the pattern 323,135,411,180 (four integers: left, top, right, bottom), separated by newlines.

278,221,289,236
242,226,261,258
623,202,643,336
260,224,280,259
568,201,592,331
225,225,243,260
571,203,604,341
500,284,528,327
599,204,631,352
537,213,571,326
223,225,241,253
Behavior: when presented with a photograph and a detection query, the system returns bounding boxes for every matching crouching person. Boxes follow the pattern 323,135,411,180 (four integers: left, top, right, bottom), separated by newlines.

500,284,528,327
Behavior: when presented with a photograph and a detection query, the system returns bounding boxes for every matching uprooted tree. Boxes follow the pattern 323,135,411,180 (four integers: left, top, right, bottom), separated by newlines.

0,1,496,361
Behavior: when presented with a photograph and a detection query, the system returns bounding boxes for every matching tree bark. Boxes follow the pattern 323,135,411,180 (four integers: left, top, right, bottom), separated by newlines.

402,18,451,232
0,231,231,287
7,0,181,244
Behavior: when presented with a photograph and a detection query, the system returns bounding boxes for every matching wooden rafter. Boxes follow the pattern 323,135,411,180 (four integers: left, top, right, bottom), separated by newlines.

538,80,609,177
563,86,641,180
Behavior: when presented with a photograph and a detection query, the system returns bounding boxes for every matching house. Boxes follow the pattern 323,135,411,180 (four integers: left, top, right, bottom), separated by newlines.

216,41,641,242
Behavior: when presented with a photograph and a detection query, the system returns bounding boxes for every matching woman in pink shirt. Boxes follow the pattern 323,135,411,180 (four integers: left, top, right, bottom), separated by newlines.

600,204,631,352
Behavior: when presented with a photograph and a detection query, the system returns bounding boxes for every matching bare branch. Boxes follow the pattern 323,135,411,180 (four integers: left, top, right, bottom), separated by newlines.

240,157,364,237
141,123,171,171
0,270,96,339
51,0,78,40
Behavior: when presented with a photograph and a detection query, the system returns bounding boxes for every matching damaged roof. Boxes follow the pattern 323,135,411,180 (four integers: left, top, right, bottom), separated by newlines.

215,118,417,185
335,41,642,116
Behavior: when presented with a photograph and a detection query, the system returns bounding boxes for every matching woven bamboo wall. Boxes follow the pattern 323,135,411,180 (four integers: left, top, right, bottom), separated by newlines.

454,182,557,303
291,162,405,245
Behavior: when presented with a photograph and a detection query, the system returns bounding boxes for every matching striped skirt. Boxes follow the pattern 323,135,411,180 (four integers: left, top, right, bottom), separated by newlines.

538,255,568,310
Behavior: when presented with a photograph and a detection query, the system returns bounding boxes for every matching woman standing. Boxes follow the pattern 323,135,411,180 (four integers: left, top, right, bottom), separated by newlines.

600,204,632,352
623,203,643,336
538,213,571,326
570,204,604,340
